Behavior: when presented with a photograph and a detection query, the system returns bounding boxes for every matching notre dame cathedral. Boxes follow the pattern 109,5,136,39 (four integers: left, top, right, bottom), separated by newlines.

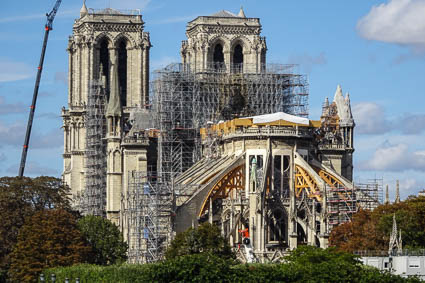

62,3,376,263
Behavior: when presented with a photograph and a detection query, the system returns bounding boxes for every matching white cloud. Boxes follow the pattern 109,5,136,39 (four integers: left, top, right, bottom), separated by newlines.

357,0,425,50
0,121,25,147
397,114,425,134
353,101,425,136
0,121,62,149
0,152,6,163
401,178,419,191
359,143,425,172
31,128,63,149
352,102,392,135
6,161,59,176
286,52,327,74
0,96,26,115
0,58,33,82
150,56,179,71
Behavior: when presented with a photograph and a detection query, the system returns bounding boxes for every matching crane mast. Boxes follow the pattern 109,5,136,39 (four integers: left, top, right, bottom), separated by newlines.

18,0,62,177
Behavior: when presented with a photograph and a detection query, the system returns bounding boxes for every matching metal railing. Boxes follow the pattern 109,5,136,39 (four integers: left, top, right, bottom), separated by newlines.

88,8,141,15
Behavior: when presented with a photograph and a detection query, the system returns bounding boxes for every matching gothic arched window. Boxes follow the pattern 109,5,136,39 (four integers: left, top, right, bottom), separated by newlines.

99,38,110,98
213,43,224,70
233,44,243,73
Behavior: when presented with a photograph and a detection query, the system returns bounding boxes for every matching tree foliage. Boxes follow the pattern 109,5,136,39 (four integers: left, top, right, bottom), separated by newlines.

0,176,71,282
330,196,425,252
165,222,234,260
8,209,90,282
44,247,422,283
77,215,128,265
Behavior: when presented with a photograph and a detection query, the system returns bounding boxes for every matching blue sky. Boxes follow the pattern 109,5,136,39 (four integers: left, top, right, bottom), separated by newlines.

0,0,424,200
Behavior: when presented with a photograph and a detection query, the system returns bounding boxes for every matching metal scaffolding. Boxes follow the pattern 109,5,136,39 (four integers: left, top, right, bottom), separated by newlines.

356,178,383,210
326,179,382,228
82,80,107,216
124,171,173,263
153,63,309,181
123,62,309,262
326,184,357,228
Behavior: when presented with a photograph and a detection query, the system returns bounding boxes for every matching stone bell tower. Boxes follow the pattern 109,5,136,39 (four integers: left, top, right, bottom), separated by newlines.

181,7,267,73
62,1,151,209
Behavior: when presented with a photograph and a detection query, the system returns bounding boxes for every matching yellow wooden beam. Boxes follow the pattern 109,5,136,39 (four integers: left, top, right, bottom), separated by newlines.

199,165,244,217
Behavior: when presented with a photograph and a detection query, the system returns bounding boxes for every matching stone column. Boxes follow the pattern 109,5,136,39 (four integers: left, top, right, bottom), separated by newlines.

288,147,298,249
68,47,73,105
143,45,150,107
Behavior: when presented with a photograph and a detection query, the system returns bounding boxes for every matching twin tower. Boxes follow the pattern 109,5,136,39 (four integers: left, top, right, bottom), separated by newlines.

62,5,268,220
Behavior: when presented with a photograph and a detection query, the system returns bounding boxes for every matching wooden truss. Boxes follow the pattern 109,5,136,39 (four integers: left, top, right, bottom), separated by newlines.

316,167,353,201
294,165,322,201
199,164,245,217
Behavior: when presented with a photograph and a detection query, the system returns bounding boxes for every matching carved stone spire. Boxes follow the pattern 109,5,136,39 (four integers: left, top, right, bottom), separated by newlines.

395,180,400,203
389,214,402,255
385,184,389,204
332,85,354,126
238,6,246,18
384,185,390,204
344,92,353,119
80,0,88,18
322,97,329,116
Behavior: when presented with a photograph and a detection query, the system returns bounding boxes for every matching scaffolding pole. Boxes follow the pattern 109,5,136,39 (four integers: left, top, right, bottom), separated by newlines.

125,171,173,263
152,63,309,183
82,80,107,216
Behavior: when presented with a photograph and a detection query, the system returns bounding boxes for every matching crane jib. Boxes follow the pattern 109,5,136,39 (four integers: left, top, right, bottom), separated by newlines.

18,0,62,177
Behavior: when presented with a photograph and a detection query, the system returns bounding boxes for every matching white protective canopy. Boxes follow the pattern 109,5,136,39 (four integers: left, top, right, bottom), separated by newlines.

245,112,310,125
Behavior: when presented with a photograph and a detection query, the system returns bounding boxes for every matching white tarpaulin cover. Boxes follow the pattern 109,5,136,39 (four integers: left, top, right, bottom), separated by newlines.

244,112,310,125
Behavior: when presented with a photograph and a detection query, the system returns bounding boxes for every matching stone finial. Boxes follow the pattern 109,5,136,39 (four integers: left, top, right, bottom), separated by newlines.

389,214,402,255
238,6,246,18
324,97,329,108
344,92,353,119
334,85,343,101
385,184,389,204
395,180,400,203
322,97,329,116
80,0,88,17
333,85,354,126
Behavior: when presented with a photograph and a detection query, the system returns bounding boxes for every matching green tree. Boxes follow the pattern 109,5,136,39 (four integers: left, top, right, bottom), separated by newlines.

165,222,234,260
8,209,90,282
77,215,128,265
330,196,425,252
0,176,71,282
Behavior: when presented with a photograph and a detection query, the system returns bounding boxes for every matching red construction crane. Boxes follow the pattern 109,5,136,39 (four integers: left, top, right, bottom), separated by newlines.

18,0,62,177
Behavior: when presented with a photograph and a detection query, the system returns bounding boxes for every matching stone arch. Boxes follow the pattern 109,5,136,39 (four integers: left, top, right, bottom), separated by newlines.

94,33,113,48
113,33,136,49
266,205,288,244
208,36,231,52
94,34,112,91
230,36,252,71
208,36,230,69
229,36,251,52
112,148,122,172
